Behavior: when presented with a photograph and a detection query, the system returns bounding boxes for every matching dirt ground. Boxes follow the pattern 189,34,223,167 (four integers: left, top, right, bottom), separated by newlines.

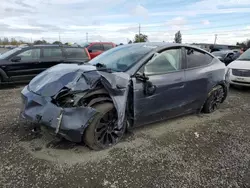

0,84,250,188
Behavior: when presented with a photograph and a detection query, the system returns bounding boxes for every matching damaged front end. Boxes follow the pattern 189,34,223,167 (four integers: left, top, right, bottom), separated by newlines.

20,63,130,143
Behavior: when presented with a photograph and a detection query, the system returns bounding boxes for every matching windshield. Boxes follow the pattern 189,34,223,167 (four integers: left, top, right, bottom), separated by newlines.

212,51,227,58
238,49,250,61
0,48,22,59
89,45,153,72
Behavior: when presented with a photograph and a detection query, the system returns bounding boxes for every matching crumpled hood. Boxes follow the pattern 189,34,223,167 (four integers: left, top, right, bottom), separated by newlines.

29,63,97,96
227,60,250,69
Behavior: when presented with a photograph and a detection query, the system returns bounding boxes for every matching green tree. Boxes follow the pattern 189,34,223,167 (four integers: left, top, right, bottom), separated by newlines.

10,38,18,45
3,37,9,45
33,40,48,45
134,33,148,43
174,31,182,43
53,41,62,45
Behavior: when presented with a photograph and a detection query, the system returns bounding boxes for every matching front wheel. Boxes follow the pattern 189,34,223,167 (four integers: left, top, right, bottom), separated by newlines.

84,102,126,150
203,85,225,113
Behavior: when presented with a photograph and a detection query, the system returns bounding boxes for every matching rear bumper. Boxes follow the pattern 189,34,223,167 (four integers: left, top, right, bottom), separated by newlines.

20,86,98,143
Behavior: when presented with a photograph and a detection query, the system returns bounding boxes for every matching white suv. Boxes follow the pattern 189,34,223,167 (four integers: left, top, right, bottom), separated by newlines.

227,49,250,87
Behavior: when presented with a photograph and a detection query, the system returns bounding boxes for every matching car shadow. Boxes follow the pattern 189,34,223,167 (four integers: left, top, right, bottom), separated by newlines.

230,85,250,93
0,83,26,90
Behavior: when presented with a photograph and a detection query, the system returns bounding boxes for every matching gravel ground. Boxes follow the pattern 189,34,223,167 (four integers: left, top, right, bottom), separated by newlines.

0,85,250,188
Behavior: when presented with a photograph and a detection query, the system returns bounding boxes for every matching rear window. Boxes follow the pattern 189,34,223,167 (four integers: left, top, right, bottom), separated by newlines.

64,48,88,59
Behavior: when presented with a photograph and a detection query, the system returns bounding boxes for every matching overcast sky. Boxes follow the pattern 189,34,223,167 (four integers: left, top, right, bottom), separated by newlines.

0,0,250,44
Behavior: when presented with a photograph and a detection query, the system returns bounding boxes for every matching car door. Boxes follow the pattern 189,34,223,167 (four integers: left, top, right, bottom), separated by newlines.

132,47,188,126
183,47,214,110
88,44,104,59
5,48,41,81
39,47,64,72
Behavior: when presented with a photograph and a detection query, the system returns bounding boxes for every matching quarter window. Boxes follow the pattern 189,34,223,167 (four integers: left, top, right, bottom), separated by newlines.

88,44,103,52
186,48,213,68
17,49,40,60
64,48,88,59
44,48,63,58
145,48,182,75
103,44,113,51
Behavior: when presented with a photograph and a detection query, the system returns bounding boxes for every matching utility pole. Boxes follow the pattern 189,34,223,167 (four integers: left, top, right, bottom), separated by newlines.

59,32,61,42
214,34,217,45
139,23,141,42
86,32,88,42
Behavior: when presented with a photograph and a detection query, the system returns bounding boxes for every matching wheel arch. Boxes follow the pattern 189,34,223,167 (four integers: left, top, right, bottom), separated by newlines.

208,81,228,103
0,68,8,82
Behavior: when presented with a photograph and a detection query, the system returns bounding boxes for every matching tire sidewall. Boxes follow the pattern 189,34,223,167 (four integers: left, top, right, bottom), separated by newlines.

84,102,126,150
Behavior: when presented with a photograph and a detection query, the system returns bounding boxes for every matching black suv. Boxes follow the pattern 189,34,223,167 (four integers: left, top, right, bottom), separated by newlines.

0,45,90,84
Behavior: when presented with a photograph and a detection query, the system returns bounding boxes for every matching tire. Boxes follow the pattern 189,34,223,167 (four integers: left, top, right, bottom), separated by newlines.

84,102,126,150
203,85,225,113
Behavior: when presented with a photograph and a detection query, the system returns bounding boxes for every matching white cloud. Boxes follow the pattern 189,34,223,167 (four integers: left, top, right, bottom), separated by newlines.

0,0,249,44
130,4,149,18
201,20,210,25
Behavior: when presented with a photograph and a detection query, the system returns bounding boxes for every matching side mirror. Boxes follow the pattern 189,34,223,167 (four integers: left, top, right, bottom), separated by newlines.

11,56,21,62
135,73,149,82
88,49,92,53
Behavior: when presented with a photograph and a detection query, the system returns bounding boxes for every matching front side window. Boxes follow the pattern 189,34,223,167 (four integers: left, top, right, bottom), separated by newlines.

17,49,40,60
88,44,103,52
44,48,63,58
144,48,182,75
64,48,88,59
186,48,213,69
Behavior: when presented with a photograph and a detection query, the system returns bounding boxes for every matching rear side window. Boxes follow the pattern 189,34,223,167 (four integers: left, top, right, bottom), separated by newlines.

88,44,103,52
103,44,113,51
186,48,213,69
44,48,63,58
64,48,88,59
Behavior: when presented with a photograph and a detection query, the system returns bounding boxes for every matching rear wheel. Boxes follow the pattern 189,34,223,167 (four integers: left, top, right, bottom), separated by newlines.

84,102,126,150
203,85,225,113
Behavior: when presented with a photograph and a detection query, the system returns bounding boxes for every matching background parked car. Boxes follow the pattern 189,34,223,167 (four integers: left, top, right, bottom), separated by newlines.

0,45,90,84
227,48,250,87
82,42,116,59
212,50,238,65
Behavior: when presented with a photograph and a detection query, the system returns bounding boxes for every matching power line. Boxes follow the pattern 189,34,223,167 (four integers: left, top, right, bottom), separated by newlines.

140,23,250,32
141,15,247,28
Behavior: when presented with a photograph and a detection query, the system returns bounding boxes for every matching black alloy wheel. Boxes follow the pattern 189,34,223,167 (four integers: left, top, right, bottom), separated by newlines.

95,108,124,146
84,102,125,150
203,85,225,113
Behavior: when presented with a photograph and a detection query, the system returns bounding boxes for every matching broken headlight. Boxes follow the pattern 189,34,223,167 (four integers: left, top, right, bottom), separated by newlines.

54,89,88,108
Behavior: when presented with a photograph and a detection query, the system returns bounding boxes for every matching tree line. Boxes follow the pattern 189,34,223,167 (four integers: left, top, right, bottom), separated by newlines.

2,32,248,48
236,40,250,50
128,31,182,43
0,37,26,45
0,38,67,46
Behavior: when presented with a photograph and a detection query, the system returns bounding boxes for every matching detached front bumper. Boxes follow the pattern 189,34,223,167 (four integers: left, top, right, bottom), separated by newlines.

20,86,98,142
